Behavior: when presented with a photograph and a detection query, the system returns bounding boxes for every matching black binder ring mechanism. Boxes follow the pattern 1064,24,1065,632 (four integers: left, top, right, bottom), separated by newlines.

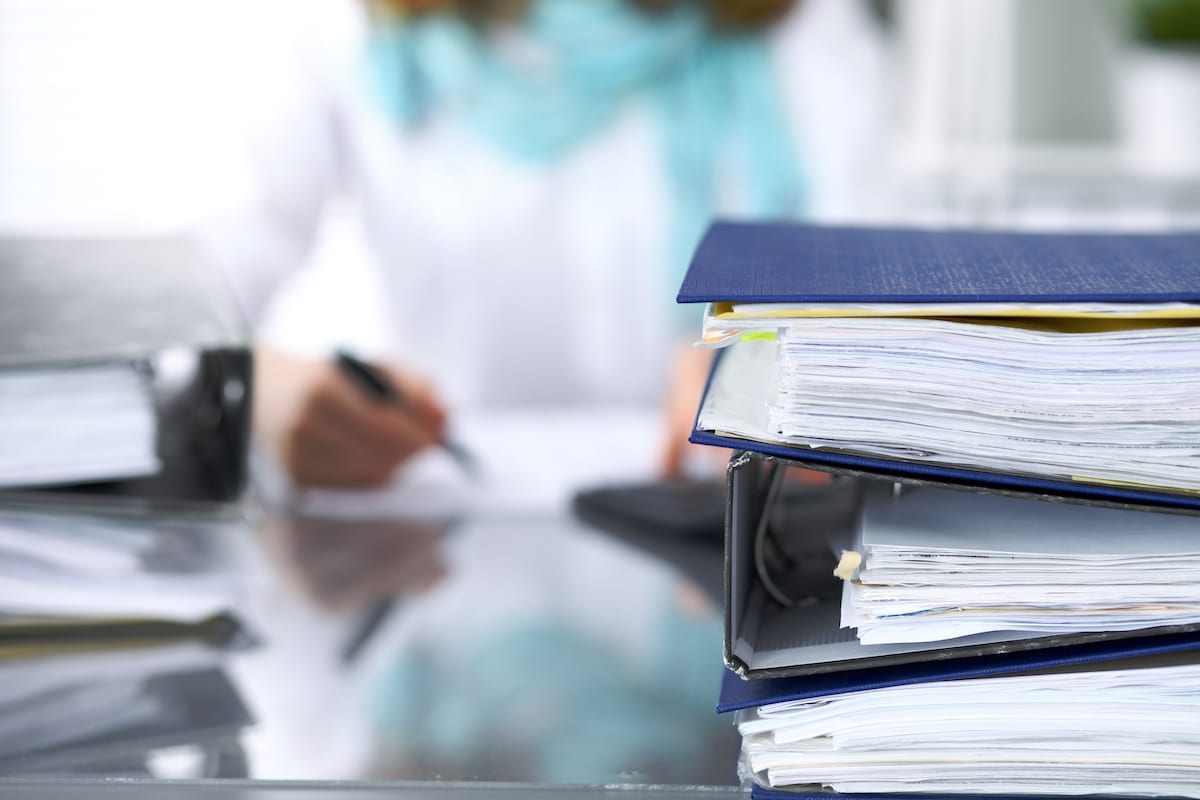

752,461,864,608
753,463,796,607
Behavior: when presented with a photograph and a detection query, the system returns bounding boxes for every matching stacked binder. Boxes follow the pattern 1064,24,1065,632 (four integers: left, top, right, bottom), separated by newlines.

0,236,256,770
0,236,252,508
678,222,1200,798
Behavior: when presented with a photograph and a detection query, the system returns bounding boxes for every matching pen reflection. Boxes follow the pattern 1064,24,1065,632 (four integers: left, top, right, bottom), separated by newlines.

261,515,448,612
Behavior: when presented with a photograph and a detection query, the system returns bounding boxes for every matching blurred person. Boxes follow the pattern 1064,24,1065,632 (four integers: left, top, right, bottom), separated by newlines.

202,0,889,488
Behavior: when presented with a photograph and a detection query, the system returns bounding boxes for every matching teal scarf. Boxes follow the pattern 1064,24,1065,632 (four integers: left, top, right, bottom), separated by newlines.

367,0,806,320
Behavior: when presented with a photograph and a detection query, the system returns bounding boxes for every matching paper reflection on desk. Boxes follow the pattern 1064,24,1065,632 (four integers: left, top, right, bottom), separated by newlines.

0,643,252,779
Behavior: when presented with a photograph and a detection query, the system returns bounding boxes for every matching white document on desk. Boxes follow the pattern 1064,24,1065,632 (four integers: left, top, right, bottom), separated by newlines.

293,406,662,520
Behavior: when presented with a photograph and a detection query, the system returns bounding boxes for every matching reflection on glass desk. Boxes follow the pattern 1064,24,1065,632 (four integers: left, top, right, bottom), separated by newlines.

0,408,741,796
0,643,252,779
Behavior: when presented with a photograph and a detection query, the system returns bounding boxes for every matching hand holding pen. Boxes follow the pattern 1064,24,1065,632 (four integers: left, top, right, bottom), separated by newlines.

255,344,464,489
335,351,478,478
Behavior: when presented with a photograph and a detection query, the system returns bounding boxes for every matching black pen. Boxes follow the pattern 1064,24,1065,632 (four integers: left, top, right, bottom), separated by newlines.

334,350,479,478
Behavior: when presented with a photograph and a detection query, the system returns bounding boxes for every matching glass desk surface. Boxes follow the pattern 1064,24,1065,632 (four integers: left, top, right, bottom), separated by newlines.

0,407,744,799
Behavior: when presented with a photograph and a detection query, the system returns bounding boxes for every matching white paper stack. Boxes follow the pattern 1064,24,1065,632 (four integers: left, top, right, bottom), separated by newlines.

0,363,159,488
698,313,1200,494
739,660,1200,797
773,316,1200,491
840,485,1200,645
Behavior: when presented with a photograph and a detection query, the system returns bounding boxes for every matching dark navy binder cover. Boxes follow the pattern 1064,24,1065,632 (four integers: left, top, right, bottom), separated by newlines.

677,222,1200,305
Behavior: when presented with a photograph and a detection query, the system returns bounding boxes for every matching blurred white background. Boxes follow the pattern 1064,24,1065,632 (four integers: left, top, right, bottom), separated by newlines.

2,0,1198,352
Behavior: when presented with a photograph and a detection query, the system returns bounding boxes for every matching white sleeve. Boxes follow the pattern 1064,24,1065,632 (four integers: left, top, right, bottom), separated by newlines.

197,0,366,330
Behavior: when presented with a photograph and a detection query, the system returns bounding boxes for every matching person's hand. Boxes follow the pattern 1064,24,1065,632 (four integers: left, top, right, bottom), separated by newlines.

254,344,447,488
659,342,725,479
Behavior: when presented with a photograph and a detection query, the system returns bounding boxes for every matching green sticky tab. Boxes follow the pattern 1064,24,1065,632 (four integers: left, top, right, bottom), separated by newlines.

741,331,777,342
